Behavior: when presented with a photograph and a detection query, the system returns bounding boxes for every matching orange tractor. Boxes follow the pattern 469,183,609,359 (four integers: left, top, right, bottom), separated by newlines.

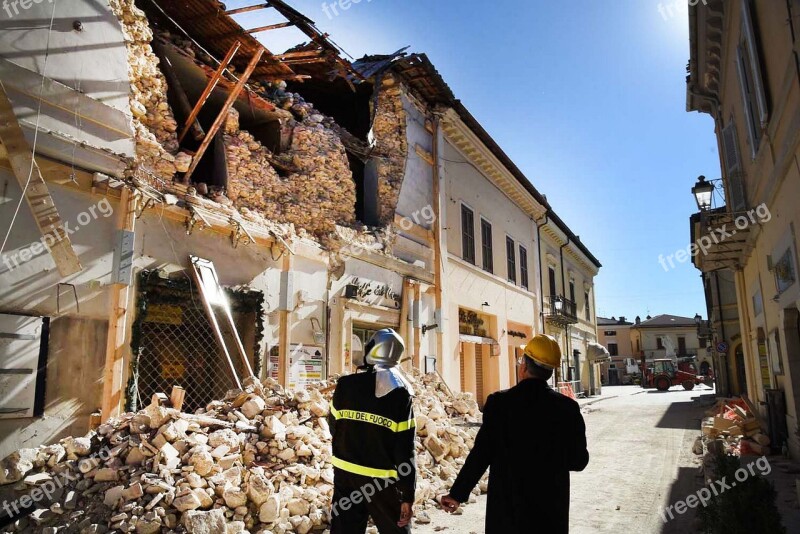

642,358,706,391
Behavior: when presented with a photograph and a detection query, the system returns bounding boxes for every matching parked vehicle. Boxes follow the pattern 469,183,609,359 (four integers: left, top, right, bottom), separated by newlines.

641,358,705,391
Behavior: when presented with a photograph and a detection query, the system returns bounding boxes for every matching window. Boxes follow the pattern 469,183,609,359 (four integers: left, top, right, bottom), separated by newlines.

461,205,475,264
774,248,797,294
604,330,617,336
608,343,619,357
584,290,590,319
656,337,664,350
736,0,768,159
519,246,529,290
569,280,575,303
548,267,557,297
506,237,517,284
480,219,493,273
700,337,708,349
678,336,687,355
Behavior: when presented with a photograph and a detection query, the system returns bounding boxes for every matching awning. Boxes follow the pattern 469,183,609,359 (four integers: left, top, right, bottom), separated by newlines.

587,342,611,362
459,334,498,345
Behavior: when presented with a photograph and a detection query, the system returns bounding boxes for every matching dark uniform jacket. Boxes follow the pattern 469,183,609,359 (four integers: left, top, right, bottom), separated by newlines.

328,371,417,502
449,378,589,533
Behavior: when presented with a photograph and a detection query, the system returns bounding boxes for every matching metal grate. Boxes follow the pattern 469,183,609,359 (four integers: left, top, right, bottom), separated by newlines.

137,304,245,414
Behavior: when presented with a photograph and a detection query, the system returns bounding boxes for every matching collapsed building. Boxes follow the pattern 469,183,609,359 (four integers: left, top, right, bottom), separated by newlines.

0,5,601,529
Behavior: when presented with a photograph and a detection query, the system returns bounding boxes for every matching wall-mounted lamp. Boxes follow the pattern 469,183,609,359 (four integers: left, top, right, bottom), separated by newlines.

692,175,715,211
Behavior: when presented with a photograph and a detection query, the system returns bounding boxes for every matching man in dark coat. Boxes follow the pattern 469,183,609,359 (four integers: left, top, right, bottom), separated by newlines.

440,334,589,533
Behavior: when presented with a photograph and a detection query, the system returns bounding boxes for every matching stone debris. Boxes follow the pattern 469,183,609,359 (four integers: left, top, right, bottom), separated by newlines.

109,0,179,183
371,75,408,224
223,106,356,239
0,371,486,533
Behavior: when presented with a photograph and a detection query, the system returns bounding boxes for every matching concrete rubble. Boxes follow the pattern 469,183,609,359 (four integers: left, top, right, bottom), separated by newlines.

0,371,486,533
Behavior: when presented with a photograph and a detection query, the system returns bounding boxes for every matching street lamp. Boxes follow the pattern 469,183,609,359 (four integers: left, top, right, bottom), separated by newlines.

694,313,703,326
692,175,714,211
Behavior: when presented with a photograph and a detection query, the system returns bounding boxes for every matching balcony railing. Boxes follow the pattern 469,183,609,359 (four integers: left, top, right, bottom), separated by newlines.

545,295,579,326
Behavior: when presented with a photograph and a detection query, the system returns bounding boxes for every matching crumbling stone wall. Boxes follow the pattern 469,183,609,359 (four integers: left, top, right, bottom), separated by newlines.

110,0,179,182
224,108,355,238
372,75,409,224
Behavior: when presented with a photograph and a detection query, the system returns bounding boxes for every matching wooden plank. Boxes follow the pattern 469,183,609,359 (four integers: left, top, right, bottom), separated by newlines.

226,3,272,16
394,213,433,244
278,252,293,387
274,50,324,60
0,85,82,277
247,21,293,33
101,187,137,420
183,48,264,183
178,41,241,145
170,385,186,411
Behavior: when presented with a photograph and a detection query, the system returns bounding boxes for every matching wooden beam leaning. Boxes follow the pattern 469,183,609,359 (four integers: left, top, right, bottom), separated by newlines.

178,41,241,145
0,84,82,277
183,47,264,183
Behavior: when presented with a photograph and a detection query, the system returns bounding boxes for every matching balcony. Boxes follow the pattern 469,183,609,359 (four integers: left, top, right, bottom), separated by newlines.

545,295,579,327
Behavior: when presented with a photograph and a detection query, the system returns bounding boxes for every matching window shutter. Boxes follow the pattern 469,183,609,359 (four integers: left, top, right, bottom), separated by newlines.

721,122,740,173
740,0,768,127
736,46,759,159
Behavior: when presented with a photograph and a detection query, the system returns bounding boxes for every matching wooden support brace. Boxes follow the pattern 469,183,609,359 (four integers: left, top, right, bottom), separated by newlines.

183,47,264,183
247,21,293,33
226,3,272,16
0,85,82,277
178,41,241,145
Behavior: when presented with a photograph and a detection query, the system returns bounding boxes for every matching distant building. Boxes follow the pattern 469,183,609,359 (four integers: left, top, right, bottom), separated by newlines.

630,315,711,371
597,316,636,384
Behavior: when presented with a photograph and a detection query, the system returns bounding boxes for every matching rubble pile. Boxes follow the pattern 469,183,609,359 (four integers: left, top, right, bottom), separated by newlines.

700,397,771,457
224,108,356,238
110,0,180,182
371,76,408,224
0,371,486,533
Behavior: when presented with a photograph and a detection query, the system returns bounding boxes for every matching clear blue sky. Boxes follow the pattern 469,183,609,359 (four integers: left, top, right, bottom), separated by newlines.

230,0,720,321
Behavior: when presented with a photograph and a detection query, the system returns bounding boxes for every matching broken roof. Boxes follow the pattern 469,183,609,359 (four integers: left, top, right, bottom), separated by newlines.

143,0,359,83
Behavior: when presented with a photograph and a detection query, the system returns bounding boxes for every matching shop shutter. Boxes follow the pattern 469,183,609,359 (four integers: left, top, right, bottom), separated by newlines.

0,314,48,419
459,345,466,392
475,344,484,407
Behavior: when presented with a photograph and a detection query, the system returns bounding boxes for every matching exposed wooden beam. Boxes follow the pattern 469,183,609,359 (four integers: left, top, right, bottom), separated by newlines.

178,41,241,145
274,50,323,60
0,85,82,277
247,21,293,33
183,47,264,183
226,3,272,16
101,187,136,420
152,40,205,142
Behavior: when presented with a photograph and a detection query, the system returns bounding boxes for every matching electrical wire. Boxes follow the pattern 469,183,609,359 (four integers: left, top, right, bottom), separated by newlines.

0,0,58,257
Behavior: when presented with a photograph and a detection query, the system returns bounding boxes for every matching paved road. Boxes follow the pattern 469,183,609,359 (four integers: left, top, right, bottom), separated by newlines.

413,384,711,534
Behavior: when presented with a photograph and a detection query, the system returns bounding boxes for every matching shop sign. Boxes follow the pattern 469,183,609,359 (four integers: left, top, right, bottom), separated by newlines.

346,277,401,309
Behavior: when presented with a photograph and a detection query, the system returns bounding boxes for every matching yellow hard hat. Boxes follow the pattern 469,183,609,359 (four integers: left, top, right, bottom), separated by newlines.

523,334,561,370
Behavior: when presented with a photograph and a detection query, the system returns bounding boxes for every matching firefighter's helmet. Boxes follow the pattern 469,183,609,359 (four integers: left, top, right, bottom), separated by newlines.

364,328,405,367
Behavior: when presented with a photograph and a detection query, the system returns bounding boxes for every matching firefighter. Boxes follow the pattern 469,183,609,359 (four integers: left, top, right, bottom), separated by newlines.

440,334,589,533
328,329,416,533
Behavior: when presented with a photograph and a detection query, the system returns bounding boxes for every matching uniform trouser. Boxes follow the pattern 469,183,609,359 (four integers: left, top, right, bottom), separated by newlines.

331,468,411,534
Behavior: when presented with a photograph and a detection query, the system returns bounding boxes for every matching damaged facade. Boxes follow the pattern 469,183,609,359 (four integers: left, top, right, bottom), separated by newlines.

0,0,599,473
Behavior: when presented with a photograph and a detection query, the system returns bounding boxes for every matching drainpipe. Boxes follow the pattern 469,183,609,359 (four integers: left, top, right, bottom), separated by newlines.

714,271,729,395
560,236,571,385
535,214,549,332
